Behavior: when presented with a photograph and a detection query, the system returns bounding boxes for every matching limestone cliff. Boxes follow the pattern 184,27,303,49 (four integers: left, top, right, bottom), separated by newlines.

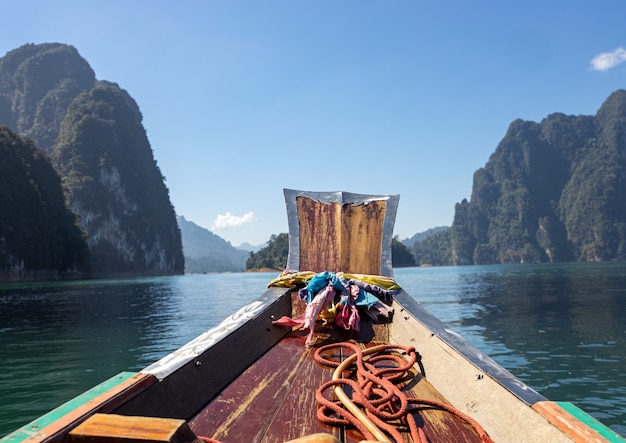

0,43,183,277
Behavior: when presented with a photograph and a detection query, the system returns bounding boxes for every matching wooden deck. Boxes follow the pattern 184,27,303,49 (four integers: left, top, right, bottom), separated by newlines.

189,335,336,442
188,294,488,443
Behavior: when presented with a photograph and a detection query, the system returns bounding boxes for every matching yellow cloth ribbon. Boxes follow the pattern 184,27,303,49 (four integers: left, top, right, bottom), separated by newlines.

268,270,401,291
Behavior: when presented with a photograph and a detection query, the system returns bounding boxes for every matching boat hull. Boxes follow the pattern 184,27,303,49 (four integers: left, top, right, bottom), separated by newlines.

3,286,623,443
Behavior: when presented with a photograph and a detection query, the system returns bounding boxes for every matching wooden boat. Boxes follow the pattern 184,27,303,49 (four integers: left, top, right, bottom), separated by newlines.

3,189,624,443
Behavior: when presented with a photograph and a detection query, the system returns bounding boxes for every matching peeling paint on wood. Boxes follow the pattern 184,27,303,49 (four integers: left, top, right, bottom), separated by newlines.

296,196,386,275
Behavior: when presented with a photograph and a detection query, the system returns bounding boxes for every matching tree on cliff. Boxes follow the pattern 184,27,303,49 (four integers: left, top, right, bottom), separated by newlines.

246,234,289,270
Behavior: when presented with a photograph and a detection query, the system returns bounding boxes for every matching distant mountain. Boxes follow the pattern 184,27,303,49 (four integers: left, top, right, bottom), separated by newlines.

236,242,267,252
177,216,249,273
0,43,183,278
401,226,449,248
409,228,452,266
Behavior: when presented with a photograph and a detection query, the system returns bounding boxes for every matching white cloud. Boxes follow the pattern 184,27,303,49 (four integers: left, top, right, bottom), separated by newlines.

211,211,255,229
590,47,626,72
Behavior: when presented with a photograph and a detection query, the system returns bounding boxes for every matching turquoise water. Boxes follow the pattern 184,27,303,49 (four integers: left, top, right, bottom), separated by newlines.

1,264,625,437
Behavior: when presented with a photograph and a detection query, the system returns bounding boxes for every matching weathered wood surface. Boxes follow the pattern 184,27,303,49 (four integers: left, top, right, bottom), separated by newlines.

68,414,197,443
188,335,340,442
296,196,386,276
283,190,399,277
532,401,621,443
188,294,491,443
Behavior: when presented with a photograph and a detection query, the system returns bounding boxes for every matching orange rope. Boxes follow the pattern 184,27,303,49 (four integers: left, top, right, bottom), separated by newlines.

314,342,494,443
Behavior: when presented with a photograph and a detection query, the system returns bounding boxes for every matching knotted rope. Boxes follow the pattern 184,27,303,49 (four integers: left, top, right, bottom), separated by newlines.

314,342,494,443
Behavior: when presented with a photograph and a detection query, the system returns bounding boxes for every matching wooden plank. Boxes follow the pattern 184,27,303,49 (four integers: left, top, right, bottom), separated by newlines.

261,339,341,442
187,296,393,442
339,200,386,275
355,312,390,343
533,401,626,443
3,373,156,443
296,196,342,274
284,435,340,443
188,336,340,443
68,414,197,443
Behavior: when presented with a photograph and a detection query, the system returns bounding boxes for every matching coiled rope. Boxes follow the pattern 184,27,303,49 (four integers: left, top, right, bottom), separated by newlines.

314,342,494,443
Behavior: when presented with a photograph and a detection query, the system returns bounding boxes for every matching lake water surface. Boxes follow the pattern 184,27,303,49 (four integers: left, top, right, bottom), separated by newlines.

1,263,624,437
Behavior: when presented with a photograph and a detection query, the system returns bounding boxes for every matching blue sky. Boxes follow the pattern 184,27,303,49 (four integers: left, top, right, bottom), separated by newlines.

2,1,625,247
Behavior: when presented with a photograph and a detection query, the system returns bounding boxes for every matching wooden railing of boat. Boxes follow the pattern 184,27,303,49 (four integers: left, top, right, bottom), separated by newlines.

2,189,624,443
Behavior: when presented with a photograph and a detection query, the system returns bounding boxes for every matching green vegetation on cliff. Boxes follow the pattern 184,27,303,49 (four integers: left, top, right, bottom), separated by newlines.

410,228,452,266
449,90,626,264
0,126,88,279
246,234,289,270
0,43,96,152
391,237,416,267
52,81,184,275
